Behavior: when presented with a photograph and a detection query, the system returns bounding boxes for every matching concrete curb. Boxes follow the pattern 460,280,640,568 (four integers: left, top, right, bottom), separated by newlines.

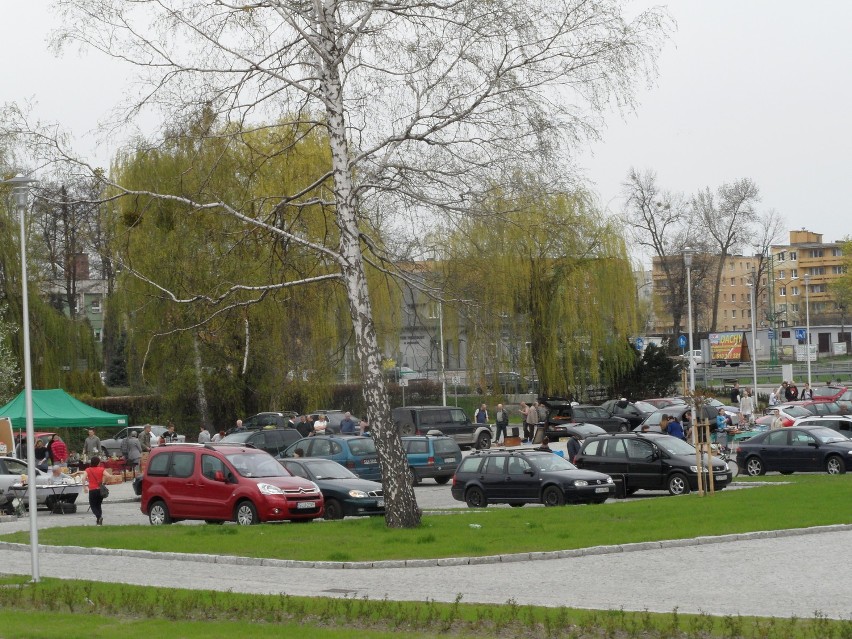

2,523,851,570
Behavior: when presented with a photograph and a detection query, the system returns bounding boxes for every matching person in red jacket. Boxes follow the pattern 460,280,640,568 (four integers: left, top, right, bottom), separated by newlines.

84,456,112,525
47,435,68,465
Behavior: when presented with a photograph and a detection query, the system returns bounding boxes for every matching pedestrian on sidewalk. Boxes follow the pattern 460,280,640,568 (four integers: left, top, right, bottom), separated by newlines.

84,457,113,526
494,404,509,445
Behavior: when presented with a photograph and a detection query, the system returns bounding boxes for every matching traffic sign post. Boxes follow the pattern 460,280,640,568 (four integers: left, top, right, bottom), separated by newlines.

678,335,687,351
635,338,644,351
795,328,807,341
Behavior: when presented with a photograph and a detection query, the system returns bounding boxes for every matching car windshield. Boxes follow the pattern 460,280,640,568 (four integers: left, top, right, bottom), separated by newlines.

528,453,578,471
305,460,357,479
810,428,850,444
433,439,460,454
346,438,376,455
782,406,812,418
653,436,696,456
224,452,289,478
633,401,656,413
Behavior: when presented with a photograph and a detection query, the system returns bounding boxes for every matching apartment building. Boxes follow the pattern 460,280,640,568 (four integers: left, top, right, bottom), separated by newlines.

771,230,846,326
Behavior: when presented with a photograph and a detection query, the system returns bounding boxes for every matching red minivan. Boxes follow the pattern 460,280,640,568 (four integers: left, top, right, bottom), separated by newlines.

141,443,324,525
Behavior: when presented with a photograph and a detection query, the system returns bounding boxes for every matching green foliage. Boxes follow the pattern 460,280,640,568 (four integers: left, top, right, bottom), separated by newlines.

107,119,401,426
610,343,680,399
440,186,639,397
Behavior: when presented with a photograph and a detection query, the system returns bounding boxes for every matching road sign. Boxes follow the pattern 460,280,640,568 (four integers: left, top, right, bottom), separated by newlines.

399,378,408,387
795,328,807,340
768,330,775,339
451,375,461,386
635,338,644,350
678,335,687,348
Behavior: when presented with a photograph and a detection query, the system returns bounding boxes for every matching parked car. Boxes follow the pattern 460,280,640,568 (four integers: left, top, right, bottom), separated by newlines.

680,350,705,365
636,404,720,432
765,403,816,427
451,448,615,507
141,443,324,525
100,425,186,457
791,415,852,436
280,435,381,481
0,456,49,513
220,428,301,458
574,432,731,495
735,426,852,476
564,423,608,440
599,400,654,429
402,435,462,485
243,412,298,431
391,406,493,449
790,400,851,418
811,385,851,408
278,457,384,520
641,397,687,410
541,399,630,434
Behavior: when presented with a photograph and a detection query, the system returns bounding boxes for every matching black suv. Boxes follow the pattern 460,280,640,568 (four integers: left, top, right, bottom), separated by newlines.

451,448,615,507
574,433,730,496
391,406,493,450
219,428,301,457
542,399,630,435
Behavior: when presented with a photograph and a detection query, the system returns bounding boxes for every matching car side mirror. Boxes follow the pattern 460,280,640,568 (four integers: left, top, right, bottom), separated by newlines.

214,470,226,482
524,468,535,476
651,451,660,461
808,442,819,448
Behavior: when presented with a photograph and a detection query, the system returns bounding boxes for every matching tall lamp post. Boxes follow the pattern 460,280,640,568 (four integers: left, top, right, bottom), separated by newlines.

748,270,758,399
2,174,39,582
804,273,812,386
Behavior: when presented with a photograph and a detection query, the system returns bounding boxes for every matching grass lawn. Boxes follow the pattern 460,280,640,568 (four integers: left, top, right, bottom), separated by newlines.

0,576,849,639
3,475,851,563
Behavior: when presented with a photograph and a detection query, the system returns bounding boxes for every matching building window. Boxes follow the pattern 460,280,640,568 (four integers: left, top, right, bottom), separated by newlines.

833,247,843,257
730,278,735,286
790,251,797,261
779,287,786,297
778,270,785,280
93,329,102,342
811,284,827,293
833,265,846,275
723,310,728,318
791,287,799,296
777,251,786,262
790,304,799,313
809,249,823,258
91,300,101,313
731,310,737,318
809,266,825,276
748,309,752,318
791,268,798,278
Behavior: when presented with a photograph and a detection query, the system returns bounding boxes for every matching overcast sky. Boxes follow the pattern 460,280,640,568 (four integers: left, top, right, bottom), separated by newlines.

2,2,850,247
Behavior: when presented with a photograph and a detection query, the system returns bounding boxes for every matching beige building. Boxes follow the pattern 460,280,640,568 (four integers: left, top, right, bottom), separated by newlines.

771,230,845,326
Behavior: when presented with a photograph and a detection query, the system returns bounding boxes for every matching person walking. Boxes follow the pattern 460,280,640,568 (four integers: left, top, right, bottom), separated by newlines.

139,424,153,473
163,422,179,443
83,429,101,458
800,383,814,400
494,403,509,445
198,424,211,443
125,431,143,475
715,408,729,453
739,390,755,426
730,381,741,405
34,440,50,473
524,402,539,444
84,456,112,526
566,431,582,462
474,404,489,424
339,412,357,434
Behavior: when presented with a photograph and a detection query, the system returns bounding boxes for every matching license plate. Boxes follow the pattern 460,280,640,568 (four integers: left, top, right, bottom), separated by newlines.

376,499,384,508
443,457,456,463
297,501,315,510
362,459,377,465
595,487,610,493
715,473,728,482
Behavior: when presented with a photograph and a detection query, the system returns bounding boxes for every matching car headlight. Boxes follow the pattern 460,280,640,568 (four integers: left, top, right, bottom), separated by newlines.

257,483,284,495
573,480,588,487
348,489,368,498
606,476,614,484
724,462,730,471
689,466,698,473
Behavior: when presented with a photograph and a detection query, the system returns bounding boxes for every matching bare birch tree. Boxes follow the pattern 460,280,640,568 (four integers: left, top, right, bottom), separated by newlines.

33,0,670,527
693,178,760,332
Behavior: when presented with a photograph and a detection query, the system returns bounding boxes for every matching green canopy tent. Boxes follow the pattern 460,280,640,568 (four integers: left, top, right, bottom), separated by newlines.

0,389,128,429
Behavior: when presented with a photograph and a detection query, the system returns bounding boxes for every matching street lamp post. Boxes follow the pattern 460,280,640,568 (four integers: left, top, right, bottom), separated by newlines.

804,274,812,386
748,270,758,400
2,174,39,582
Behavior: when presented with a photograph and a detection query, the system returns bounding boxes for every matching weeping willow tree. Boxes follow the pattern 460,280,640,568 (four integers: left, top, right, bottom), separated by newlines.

109,116,399,425
441,188,639,398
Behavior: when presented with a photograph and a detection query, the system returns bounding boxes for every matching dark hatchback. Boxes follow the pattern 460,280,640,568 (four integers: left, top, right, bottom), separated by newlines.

735,426,852,476
278,457,384,520
280,435,381,481
451,449,615,507
599,400,655,429
574,433,730,495
220,428,302,457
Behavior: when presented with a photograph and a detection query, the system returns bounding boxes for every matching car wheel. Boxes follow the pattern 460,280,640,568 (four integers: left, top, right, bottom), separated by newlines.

324,498,344,520
410,470,420,487
826,455,846,475
148,500,171,525
625,488,638,496
667,473,690,496
542,485,565,507
475,432,491,450
464,486,487,508
745,456,765,477
434,476,451,485
235,500,259,525
510,503,524,508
